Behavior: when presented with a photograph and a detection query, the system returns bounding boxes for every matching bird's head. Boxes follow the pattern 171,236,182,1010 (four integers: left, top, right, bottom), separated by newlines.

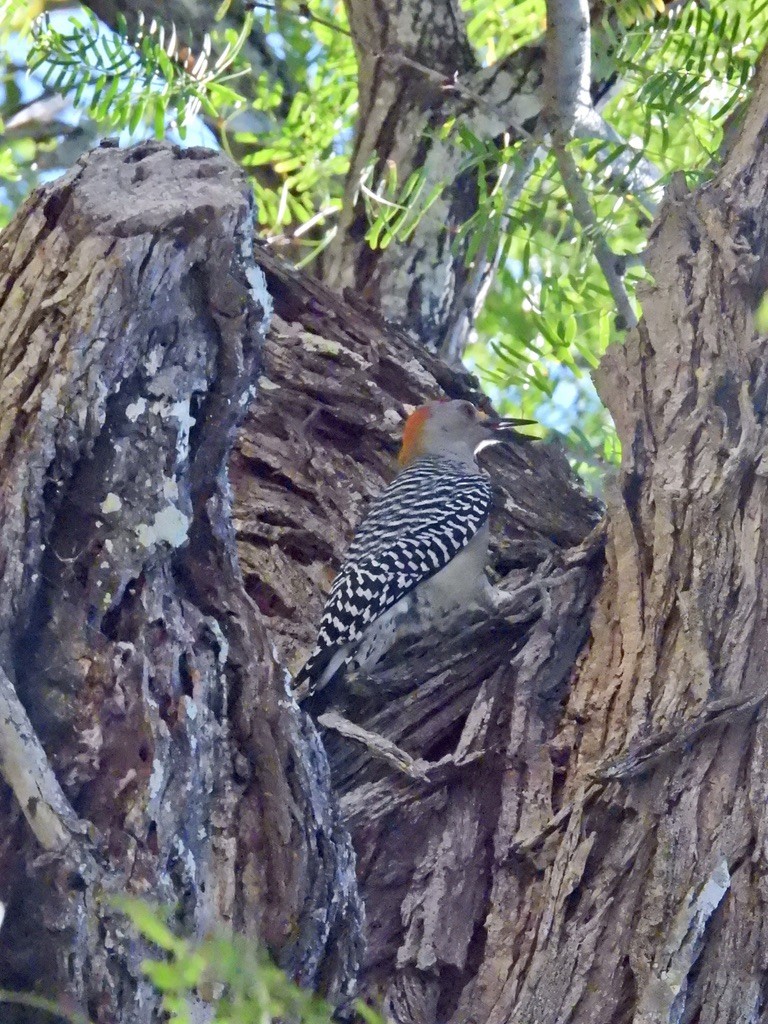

398,399,535,467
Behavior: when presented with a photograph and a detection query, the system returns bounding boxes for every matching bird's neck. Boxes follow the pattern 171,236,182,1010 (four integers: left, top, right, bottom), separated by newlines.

417,446,480,472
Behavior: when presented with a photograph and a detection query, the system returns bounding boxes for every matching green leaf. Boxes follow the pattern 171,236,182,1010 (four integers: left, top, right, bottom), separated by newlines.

112,898,185,954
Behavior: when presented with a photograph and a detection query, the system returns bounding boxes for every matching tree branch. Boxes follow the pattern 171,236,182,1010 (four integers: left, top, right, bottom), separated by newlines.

0,663,91,853
328,0,675,352
544,0,591,139
441,133,542,360
246,0,352,38
554,141,638,328
573,106,660,215
540,0,645,321
319,711,433,782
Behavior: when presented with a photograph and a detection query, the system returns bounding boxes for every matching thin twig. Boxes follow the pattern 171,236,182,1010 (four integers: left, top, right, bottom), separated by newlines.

0,989,95,1024
442,134,541,359
376,51,539,134
376,52,489,111
553,143,639,329
503,134,544,203
318,711,431,781
573,107,660,215
318,710,484,784
613,251,647,274
245,0,351,36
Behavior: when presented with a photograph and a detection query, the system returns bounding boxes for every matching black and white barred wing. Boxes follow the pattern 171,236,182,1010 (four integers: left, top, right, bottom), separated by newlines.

295,459,493,690
342,456,490,564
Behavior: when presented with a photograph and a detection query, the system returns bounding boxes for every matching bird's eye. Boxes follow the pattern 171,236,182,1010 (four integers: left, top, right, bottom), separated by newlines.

462,402,475,419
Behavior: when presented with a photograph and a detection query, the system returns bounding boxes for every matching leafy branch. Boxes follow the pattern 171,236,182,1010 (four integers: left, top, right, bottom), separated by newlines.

28,9,252,137
0,897,386,1024
116,898,383,1024
13,0,768,462
0,989,95,1024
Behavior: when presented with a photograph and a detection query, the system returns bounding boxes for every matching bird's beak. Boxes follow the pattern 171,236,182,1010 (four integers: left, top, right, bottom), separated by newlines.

482,414,539,440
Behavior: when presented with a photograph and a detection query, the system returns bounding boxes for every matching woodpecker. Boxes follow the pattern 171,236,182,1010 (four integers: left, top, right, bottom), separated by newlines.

294,399,533,702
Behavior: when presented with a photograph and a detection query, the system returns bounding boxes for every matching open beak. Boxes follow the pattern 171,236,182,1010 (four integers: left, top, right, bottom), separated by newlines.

486,416,539,440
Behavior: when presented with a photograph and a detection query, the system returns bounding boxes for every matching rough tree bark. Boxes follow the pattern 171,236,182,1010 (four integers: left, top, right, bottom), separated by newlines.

0,137,601,1020
2,41,768,1024
315,50,768,1024
0,141,362,1022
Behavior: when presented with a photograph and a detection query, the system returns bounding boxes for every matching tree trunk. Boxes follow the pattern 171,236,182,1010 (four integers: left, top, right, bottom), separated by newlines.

0,141,362,1022
321,51,768,1024
0,136,599,1020
237,45,768,1024
2,43,768,1024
